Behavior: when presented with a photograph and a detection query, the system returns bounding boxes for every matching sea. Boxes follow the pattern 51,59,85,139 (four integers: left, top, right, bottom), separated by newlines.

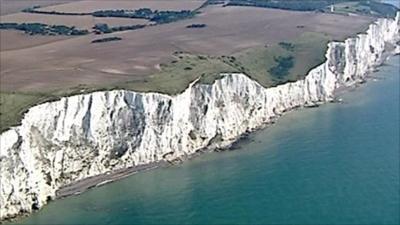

10,55,399,225
383,0,400,8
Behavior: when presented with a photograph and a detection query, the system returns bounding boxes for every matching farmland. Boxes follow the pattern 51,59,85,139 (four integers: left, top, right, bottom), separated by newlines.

1,13,148,30
36,0,204,14
0,0,77,15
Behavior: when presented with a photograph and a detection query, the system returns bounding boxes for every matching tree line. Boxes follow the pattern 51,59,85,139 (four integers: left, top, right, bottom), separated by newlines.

91,36,122,43
93,23,146,34
22,6,197,24
0,22,89,36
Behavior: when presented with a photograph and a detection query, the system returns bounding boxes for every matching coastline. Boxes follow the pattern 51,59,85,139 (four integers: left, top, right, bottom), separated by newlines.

53,49,398,201
55,161,168,199
1,12,399,222
12,55,400,225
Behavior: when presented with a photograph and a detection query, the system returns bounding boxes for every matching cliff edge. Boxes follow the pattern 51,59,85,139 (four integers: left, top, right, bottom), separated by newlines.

1,13,399,221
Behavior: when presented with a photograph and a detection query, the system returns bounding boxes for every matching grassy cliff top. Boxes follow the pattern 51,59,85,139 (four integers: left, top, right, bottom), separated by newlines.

217,0,399,18
0,32,331,132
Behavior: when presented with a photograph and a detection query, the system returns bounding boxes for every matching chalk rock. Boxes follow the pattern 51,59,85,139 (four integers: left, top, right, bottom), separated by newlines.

1,12,399,221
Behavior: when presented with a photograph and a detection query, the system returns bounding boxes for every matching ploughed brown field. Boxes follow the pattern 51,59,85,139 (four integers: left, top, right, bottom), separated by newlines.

38,0,204,13
0,0,373,92
0,0,78,15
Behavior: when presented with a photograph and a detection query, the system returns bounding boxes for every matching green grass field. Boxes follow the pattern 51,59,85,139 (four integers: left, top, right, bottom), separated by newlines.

111,53,239,95
0,92,50,131
234,32,329,87
327,1,398,17
0,32,330,132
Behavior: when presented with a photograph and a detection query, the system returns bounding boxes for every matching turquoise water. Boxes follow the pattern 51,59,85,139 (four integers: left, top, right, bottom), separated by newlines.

13,56,399,225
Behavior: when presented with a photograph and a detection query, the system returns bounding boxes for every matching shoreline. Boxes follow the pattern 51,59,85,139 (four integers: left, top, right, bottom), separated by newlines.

55,161,168,199
53,52,398,201
1,13,399,222
4,52,400,224
3,56,396,223
3,52,398,225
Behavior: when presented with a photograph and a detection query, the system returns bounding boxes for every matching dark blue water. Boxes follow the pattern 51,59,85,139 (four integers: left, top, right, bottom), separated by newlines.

13,56,399,225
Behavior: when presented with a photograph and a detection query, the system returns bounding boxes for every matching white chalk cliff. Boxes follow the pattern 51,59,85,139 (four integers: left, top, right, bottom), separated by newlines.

1,13,399,221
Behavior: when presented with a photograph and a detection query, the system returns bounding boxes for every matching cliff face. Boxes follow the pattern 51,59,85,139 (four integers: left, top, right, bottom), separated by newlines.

1,13,399,221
